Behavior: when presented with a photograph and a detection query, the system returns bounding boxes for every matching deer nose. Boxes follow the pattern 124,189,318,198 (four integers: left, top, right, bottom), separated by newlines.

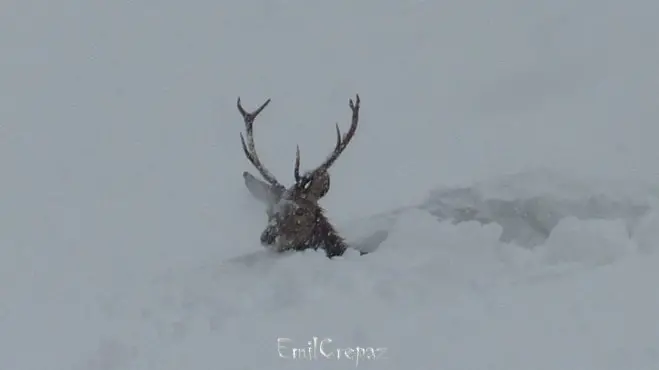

260,228,277,245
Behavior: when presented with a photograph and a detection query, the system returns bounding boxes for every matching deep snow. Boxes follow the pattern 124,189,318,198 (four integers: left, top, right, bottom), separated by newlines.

2,0,659,369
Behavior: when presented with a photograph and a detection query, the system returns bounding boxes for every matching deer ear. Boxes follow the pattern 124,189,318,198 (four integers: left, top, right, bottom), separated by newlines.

309,172,330,199
319,175,330,198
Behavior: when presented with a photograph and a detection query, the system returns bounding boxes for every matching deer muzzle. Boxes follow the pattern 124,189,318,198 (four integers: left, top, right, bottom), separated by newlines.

260,225,278,246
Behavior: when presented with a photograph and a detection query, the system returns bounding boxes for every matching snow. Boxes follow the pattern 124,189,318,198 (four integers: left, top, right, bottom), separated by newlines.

1,0,659,369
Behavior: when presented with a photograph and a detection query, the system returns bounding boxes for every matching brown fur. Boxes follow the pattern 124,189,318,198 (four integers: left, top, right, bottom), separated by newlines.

260,194,347,258
236,95,360,258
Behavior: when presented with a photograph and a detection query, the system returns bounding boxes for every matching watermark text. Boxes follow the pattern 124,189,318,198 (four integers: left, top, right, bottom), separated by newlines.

277,337,387,366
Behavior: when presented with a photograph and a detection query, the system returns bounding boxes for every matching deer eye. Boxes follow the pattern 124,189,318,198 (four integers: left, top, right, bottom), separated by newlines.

294,208,305,216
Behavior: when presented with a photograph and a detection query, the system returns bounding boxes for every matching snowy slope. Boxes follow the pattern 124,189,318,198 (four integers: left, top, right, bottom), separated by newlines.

2,0,659,369
104,207,659,370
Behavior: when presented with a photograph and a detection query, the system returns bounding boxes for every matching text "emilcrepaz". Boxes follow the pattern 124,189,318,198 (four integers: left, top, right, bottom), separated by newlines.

277,337,387,366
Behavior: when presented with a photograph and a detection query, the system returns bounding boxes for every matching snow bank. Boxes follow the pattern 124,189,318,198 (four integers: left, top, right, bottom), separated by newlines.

80,196,659,370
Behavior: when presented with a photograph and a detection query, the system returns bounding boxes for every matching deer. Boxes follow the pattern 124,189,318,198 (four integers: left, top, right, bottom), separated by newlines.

237,94,361,259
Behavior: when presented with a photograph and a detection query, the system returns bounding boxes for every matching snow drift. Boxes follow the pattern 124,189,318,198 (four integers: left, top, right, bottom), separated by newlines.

73,169,659,370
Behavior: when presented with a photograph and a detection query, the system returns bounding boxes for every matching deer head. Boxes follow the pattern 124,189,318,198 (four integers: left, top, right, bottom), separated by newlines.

237,94,361,258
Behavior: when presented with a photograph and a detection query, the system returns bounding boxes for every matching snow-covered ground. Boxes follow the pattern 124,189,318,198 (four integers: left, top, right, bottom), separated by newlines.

2,0,659,369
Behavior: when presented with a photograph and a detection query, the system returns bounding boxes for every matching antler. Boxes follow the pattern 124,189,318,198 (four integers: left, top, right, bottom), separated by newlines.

295,94,360,188
237,97,283,189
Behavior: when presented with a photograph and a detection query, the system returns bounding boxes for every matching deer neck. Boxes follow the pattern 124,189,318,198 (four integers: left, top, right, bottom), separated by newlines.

309,209,347,258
